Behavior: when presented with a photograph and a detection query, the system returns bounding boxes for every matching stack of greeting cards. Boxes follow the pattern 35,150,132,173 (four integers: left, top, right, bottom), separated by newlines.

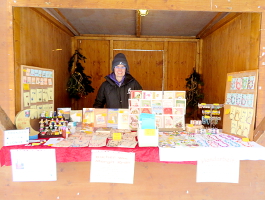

129,90,186,130
82,108,130,129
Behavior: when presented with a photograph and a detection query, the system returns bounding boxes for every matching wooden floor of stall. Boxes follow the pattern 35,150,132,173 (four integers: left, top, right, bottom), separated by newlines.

0,161,264,200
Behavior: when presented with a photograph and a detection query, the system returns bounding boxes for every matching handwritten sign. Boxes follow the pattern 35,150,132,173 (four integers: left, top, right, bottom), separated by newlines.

4,129,29,146
11,149,57,181
196,155,239,183
90,150,135,184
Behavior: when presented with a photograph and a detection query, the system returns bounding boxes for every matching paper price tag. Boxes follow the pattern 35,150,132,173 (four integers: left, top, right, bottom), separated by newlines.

144,129,156,136
23,84,30,90
225,109,230,114
113,132,122,140
242,138,250,142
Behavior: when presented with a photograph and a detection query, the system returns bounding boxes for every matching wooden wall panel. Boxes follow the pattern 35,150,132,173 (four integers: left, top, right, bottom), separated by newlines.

256,13,265,126
1,161,265,200
0,0,15,122
75,39,110,109
201,13,261,105
113,50,163,91
113,40,164,50
13,7,73,114
114,41,164,90
166,41,198,91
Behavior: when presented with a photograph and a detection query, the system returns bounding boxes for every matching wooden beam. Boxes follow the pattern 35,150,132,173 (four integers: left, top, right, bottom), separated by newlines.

32,8,75,37
136,10,141,38
196,12,229,39
42,8,80,36
198,13,242,39
254,116,265,142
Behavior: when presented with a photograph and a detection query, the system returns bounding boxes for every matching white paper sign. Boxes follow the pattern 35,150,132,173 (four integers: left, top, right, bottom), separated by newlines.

196,155,240,183
11,149,57,182
90,150,135,184
4,129,29,146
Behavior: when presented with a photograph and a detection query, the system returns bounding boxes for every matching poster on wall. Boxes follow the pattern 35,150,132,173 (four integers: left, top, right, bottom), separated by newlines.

222,70,258,140
21,65,54,118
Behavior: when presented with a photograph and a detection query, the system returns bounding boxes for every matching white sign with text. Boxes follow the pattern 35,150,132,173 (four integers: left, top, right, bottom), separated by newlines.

90,150,135,184
196,155,240,183
11,149,57,182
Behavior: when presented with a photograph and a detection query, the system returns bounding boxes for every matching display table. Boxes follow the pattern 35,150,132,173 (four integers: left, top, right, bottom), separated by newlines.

159,145,265,162
0,145,196,166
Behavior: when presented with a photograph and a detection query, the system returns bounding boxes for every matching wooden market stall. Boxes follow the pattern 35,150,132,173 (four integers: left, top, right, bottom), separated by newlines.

1,0,265,200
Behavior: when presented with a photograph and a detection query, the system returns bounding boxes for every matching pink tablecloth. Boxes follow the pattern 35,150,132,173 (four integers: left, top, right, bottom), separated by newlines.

0,145,196,166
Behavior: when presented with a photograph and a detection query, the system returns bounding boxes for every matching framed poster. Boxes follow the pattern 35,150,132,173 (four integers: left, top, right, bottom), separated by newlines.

222,70,258,140
21,65,54,118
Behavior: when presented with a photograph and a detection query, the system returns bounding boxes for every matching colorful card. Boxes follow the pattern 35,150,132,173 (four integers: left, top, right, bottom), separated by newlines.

70,110,82,122
140,99,152,107
107,109,119,128
83,108,95,126
152,106,163,115
242,77,249,89
162,99,174,107
140,108,152,114
129,115,139,129
163,107,173,115
175,91,186,99
152,91,163,99
94,109,108,127
151,100,162,107
130,90,142,99
175,99,186,107
247,76,255,90
235,78,242,90
118,109,129,129
142,90,153,99
129,99,140,107
155,115,164,128
129,107,140,115
172,107,185,115
163,91,175,99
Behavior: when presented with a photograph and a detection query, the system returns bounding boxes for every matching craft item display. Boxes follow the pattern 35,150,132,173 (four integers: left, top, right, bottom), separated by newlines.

129,90,186,130
198,103,223,128
158,131,254,148
51,125,138,148
38,116,69,138
223,70,258,140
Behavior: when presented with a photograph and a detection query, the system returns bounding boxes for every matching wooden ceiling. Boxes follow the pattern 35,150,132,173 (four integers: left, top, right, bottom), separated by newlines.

44,8,231,38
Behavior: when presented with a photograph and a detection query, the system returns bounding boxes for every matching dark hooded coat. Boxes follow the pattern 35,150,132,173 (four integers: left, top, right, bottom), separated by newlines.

93,73,142,108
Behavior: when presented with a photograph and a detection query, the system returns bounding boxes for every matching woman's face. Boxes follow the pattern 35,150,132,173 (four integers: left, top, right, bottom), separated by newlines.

114,64,126,79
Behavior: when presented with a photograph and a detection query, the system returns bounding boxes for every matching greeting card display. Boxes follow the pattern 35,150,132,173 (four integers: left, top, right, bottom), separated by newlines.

129,90,186,130
223,70,258,140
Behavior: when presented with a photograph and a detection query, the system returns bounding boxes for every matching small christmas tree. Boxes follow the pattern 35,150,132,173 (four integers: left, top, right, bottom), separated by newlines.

185,68,204,118
66,49,94,99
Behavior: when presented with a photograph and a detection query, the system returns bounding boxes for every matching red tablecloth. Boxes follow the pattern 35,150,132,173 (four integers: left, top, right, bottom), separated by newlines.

0,145,196,166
